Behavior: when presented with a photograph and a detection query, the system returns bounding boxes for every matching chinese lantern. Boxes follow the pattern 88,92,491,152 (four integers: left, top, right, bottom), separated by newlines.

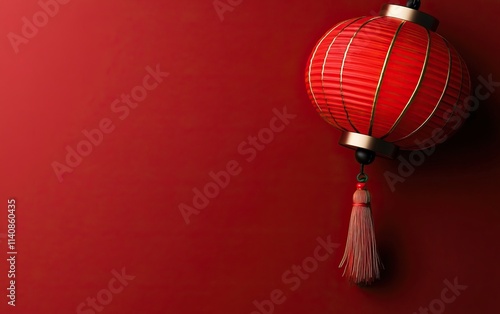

305,0,471,285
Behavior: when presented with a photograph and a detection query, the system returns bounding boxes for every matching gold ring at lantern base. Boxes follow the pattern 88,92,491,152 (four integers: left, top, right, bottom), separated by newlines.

379,4,439,32
339,132,399,159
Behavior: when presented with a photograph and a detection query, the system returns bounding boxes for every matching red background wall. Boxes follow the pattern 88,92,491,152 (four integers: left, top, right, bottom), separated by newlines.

0,0,499,313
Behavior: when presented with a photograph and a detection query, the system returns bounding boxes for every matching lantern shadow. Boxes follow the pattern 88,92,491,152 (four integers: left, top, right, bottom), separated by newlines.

415,102,497,176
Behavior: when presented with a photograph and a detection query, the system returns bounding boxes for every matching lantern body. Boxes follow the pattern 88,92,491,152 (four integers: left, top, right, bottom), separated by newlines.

306,14,471,152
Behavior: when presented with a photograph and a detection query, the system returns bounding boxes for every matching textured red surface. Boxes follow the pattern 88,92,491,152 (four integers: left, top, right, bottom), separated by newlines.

306,16,471,150
0,1,499,313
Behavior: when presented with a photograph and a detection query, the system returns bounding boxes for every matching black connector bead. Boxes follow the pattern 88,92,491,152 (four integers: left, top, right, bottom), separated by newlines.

406,0,421,10
355,148,376,165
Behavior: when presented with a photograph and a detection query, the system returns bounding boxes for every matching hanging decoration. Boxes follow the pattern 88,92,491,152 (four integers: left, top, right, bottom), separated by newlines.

305,0,471,285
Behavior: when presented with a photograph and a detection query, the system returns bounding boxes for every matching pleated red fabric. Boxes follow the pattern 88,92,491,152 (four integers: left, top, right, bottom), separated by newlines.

306,16,471,150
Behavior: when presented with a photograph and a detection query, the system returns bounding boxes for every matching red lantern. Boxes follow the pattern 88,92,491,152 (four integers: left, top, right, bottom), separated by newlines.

305,1,471,285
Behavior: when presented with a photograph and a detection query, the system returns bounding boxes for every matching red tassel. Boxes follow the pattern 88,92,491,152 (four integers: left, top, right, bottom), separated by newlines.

339,182,382,285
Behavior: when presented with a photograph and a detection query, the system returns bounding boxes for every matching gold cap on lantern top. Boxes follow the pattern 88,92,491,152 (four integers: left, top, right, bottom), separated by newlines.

379,4,439,31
